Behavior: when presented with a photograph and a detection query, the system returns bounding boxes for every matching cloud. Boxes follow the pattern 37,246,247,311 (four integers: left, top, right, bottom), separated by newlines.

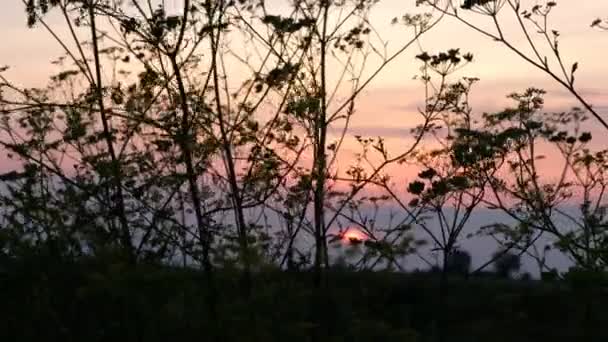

327,125,417,139
595,106,608,113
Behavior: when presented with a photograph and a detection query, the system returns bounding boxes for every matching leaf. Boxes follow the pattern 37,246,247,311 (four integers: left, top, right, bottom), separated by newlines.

0,170,29,182
415,52,431,63
571,62,578,75
408,198,419,207
407,181,425,195
418,168,437,179
579,132,592,143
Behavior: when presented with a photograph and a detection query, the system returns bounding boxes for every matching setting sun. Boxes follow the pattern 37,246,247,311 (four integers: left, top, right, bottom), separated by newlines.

341,229,368,244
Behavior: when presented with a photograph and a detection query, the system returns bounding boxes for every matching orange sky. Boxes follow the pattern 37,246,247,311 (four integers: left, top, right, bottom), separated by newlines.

2,1,606,85
1,0,606,183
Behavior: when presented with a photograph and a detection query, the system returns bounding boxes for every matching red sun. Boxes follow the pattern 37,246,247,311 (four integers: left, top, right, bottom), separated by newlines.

341,228,368,243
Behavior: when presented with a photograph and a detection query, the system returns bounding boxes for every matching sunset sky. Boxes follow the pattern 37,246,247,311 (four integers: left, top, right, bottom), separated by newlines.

1,0,606,180
3,1,606,84
0,0,605,273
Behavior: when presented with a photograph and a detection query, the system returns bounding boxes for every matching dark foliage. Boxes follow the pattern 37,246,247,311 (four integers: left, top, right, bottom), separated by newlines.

493,251,522,278
445,249,472,276
461,0,495,10
1,256,607,341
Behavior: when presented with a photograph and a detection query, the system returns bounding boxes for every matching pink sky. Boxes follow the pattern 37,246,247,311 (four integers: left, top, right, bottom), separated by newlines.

1,0,606,182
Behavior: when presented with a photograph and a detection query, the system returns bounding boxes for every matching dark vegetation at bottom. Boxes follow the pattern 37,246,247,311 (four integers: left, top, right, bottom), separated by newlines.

1,255,607,342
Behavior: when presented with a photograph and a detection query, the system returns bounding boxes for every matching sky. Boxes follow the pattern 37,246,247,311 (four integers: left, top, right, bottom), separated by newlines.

1,0,606,120
0,0,606,273
2,1,607,84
